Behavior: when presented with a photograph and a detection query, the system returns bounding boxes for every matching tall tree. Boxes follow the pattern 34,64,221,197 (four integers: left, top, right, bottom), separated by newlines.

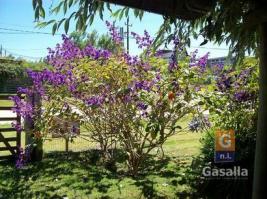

32,0,267,198
69,30,117,52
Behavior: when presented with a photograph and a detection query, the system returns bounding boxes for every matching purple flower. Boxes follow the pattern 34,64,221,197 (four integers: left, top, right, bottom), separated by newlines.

156,73,161,81
168,36,182,72
123,95,132,103
168,57,177,72
216,74,232,91
10,96,33,119
85,95,105,107
190,49,198,66
188,116,210,132
211,63,224,75
197,52,209,72
106,21,123,44
11,122,23,131
16,147,31,169
134,80,152,91
137,101,148,110
155,50,164,57
131,30,153,49
234,90,252,102
16,147,24,168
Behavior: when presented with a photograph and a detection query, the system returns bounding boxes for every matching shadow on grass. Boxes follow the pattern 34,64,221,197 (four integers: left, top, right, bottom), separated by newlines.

0,150,120,198
0,149,193,199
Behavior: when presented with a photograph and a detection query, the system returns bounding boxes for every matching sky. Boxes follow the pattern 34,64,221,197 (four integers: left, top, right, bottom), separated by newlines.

0,0,230,61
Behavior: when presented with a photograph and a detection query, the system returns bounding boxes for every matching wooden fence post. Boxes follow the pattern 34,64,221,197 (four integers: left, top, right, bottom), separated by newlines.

24,91,43,161
24,93,34,146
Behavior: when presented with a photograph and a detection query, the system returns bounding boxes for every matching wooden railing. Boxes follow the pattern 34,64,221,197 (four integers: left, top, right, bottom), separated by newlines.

0,94,23,160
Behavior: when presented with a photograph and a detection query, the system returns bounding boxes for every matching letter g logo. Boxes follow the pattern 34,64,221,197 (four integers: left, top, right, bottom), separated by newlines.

215,130,235,151
219,134,231,149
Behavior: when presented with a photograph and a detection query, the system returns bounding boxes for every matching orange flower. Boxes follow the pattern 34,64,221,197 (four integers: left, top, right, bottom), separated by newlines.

34,131,42,139
168,91,175,101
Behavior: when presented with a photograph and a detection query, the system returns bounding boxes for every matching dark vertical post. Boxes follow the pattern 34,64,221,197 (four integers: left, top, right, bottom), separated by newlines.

24,90,43,161
253,22,267,199
24,92,42,145
24,93,34,146
16,94,22,151
126,17,130,54
65,137,69,152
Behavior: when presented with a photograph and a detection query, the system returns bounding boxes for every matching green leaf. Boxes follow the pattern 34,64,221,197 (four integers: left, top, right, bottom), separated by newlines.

111,9,121,18
200,39,208,46
51,1,64,14
39,6,45,18
76,18,81,31
34,6,40,20
151,131,157,139
52,22,58,35
69,0,74,8
63,0,68,14
68,11,77,20
36,21,47,28
64,18,70,33
89,15,94,25
119,9,124,20
134,9,139,18
32,0,37,9
37,0,42,5
58,18,66,29
99,9,103,20
139,11,144,20
125,8,129,17
198,101,205,105
46,19,56,26
106,3,112,12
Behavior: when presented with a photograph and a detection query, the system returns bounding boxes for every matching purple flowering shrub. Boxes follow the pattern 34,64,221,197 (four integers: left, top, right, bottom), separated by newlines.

71,49,204,175
199,58,258,166
189,58,259,198
11,25,209,173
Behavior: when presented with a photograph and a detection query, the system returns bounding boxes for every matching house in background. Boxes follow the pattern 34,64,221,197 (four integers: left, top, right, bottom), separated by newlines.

159,50,233,67
207,56,234,66
158,50,173,62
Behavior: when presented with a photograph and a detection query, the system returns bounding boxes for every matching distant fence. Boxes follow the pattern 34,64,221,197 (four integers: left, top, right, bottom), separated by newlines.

0,77,32,93
43,133,95,153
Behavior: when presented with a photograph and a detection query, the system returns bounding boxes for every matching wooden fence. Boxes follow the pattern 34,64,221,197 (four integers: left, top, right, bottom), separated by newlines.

0,94,22,160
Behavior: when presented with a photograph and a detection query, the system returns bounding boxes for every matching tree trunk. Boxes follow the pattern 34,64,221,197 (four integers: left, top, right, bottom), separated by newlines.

253,22,267,199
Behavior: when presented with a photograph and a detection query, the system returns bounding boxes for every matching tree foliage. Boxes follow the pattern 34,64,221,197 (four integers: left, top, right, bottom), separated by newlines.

69,30,118,52
33,0,266,60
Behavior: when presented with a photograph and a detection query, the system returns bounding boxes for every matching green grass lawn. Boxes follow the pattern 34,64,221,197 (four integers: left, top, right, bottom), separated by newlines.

0,133,202,199
0,100,13,107
0,121,203,198
0,94,15,107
